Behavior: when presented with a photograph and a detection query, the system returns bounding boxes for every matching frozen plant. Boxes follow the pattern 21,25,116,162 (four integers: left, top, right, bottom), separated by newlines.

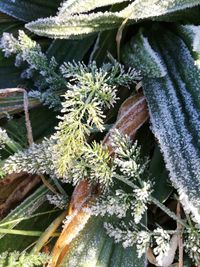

0,251,50,267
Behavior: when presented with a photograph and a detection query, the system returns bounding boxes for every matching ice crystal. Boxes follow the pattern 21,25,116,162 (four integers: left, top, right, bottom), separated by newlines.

185,228,200,265
47,193,68,209
0,128,11,148
90,189,130,218
111,129,149,180
0,31,65,109
0,251,50,267
136,231,151,258
3,138,57,177
153,228,171,265
132,181,152,223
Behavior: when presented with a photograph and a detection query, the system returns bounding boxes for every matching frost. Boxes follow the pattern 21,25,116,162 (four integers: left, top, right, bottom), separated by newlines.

122,32,167,78
58,0,130,16
121,0,200,20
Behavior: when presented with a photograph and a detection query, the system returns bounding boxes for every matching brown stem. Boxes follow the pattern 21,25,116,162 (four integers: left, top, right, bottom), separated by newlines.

0,88,33,145
177,201,184,267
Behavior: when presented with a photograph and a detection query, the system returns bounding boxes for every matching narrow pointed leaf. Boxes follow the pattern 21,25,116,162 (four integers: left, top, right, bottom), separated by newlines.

120,0,200,20
26,0,200,39
26,12,124,39
58,0,130,16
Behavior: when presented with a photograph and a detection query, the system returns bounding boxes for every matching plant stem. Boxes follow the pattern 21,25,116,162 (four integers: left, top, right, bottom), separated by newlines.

0,209,59,227
0,228,60,237
114,174,188,227
177,201,184,267
31,211,66,253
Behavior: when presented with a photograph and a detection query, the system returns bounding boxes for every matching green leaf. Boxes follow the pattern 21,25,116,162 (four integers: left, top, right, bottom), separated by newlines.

122,30,167,78
120,0,200,20
47,36,96,63
60,216,146,267
0,185,49,235
0,184,63,252
58,0,130,16
150,146,172,203
0,0,62,22
123,25,200,223
26,12,124,39
26,0,200,39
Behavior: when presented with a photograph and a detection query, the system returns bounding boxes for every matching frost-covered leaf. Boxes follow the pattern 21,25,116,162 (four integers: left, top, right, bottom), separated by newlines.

123,26,200,224
122,31,167,78
59,216,146,267
176,24,200,68
120,0,200,20
58,0,130,16
0,0,61,22
26,0,200,39
26,12,124,39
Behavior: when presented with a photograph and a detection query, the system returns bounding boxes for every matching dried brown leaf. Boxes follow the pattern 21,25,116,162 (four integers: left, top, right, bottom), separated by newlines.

0,173,40,218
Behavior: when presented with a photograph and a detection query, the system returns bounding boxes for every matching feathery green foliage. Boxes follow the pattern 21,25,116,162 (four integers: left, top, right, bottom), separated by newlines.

1,0,200,265
0,251,50,267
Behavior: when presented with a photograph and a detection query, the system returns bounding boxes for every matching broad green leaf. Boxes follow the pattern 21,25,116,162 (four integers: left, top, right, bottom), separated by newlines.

0,0,62,22
60,216,146,267
123,26,200,223
175,24,200,68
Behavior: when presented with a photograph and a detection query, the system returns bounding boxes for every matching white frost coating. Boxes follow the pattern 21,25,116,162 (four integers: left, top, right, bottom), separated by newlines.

187,25,200,53
25,12,122,39
161,44,200,146
58,0,130,16
179,188,200,227
142,36,167,77
121,0,200,20
144,76,200,223
156,234,178,267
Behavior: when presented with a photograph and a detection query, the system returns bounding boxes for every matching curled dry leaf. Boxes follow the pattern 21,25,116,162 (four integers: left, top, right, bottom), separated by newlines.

0,172,41,218
49,92,149,267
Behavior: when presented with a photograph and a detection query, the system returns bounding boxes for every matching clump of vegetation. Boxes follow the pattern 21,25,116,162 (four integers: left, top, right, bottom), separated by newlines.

0,0,200,266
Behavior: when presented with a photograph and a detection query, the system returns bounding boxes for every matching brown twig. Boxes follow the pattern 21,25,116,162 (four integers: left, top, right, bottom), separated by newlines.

0,88,33,145
40,174,58,195
177,201,184,267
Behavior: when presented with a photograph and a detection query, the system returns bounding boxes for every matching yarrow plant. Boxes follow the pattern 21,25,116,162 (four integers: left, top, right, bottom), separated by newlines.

1,22,200,265
0,251,50,267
